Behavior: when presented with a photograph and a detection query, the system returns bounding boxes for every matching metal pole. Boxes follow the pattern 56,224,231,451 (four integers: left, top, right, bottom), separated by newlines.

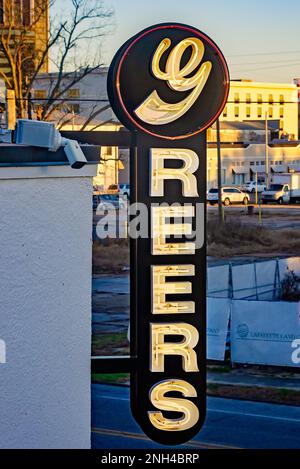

265,111,269,188
255,170,258,205
28,91,32,120
259,199,262,225
216,118,223,222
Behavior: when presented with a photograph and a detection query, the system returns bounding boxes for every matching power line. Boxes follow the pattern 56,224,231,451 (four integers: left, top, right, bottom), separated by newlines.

228,50,300,58
5,98,299,104
226,101,298,104
230,58,300,67
6,97,110,102
230,63,300,73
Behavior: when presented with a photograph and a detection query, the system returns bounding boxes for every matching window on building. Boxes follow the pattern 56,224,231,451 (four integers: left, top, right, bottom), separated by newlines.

222,169,226,184
280,107,284,118
0,0,4,24
67,103,80,114
269,94,274,104
34,89,47,99
257,94,263,104
22,0,32,26
246,93,251,104
246,106,251,118
268,107,273,118
257,107,262,118
11,0,22,24
234,93,240,103
223,106,227,118
234,106,239,118
250,161,255,166
279,94,285,104
67,88,80,99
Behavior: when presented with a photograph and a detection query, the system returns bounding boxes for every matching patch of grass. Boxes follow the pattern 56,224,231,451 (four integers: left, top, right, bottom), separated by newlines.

92,219,300,267
207,220,300,258
92,332,129,356
92,373,129,385
207,383,300,405
93,239,129,274
208,364,231,373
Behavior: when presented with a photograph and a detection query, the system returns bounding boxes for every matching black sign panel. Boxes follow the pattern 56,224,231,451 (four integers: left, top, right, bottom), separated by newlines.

108,23,229,140
108,22,229,446
129,132,207,445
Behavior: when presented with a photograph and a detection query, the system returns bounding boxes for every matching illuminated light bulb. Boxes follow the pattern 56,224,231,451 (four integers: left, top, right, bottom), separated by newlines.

135,37,212,125
150,323,199,372
152,265,195,315
148,380,199,432
150,148,199,197
152,206,195,255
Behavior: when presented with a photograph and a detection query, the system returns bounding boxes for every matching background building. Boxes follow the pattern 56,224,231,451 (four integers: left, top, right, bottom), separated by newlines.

33,69,115,128
0,0,49,77
207,141,300,188
293,78,300,140
209,119,280,143
216,80,299,140
33,69,300,190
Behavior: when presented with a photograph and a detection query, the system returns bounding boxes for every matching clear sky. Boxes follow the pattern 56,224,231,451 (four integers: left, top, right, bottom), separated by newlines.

54,0,300,83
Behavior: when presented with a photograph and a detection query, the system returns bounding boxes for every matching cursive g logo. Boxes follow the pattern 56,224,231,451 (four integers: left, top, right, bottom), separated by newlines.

108,23,230,140
135,38,212,125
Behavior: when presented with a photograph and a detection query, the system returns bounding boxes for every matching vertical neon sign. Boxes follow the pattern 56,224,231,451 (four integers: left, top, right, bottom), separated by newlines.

108,22,229,445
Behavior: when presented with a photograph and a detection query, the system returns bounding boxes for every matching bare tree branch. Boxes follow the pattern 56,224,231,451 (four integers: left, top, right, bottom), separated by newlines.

79,104,111,131
0,0,114,122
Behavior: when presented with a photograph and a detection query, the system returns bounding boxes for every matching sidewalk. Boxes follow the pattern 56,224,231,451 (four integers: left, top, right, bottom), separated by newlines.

207,366,300,405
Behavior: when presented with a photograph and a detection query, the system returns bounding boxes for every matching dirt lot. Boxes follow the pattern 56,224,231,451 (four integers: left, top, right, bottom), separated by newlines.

93,206,300,273
207,205,300,258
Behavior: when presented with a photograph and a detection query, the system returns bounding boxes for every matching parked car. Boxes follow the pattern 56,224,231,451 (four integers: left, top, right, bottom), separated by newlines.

107,184,130,197
261,173,300,204
118,184,130,197
244,180,266,193
207,187,250,206
98,194,126,211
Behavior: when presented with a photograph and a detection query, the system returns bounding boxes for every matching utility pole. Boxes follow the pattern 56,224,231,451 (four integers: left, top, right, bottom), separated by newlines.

28,90,33,120
265,111,269,188
216,118,223,222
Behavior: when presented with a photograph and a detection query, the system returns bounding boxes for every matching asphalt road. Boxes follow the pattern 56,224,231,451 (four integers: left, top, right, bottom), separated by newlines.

92,384,300,450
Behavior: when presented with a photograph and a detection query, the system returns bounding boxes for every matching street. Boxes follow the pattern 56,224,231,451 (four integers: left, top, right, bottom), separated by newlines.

91,384,300,449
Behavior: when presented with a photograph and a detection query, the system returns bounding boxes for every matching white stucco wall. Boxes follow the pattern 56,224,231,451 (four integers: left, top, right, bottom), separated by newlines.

0,165,95,448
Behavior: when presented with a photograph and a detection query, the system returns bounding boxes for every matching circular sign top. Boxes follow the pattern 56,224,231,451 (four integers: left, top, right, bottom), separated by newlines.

108,23,230,140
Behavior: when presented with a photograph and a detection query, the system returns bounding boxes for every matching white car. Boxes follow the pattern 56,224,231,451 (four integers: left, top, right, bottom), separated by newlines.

207,187,250,206
98,194,126,211
244,181,266,193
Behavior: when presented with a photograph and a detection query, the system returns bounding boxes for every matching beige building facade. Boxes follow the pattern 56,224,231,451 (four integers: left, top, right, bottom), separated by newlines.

207,141,300,188
214,80,299,140
0,0,49,77
33,69,300,190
